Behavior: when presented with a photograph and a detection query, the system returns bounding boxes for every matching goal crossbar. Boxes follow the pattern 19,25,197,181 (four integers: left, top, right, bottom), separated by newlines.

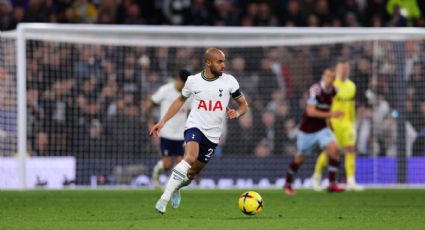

8,24,425,47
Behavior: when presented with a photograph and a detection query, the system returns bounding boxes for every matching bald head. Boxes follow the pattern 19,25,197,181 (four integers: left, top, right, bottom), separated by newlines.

204,48,225,63
203,48,226,77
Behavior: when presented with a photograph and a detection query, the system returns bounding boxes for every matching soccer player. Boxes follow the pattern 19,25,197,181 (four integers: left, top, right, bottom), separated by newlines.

150,48,249,214
146,69,192,189
311,59,364,191
284,68,345,195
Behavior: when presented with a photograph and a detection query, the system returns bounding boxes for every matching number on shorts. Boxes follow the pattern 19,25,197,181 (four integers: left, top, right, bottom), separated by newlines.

205,148,214,159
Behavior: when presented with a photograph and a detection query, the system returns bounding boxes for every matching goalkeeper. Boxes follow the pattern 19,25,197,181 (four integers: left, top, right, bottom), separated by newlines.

311,58,364,191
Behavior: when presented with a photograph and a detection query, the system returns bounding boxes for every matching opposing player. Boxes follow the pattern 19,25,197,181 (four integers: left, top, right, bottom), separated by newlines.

150,48,249,214
146,69,191,189
284,68,345,195
311,59,364,191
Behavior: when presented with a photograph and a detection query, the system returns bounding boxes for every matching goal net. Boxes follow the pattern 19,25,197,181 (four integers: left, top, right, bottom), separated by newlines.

1,24,425,189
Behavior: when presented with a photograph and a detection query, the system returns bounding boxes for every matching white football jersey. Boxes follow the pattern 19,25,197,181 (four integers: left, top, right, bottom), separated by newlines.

151,81,190,140
182,71,241,143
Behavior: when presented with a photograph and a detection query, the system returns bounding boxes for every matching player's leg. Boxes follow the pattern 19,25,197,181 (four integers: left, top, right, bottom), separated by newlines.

324,141,345,192
172,140,185,168
344,146,364,191
167,156,184,188
338,126,363,191
168,140,186,206
152,160,163,189
284,130,313,195
152,138,173,189
152,156,172,189
170,134,217,208
168,141,203,209
311,127,343,191
284,153,305,195
162,156,174,170
319,128,344,192
155,141,196,214
176,159,206,191
169,159,207,209
175,155,183,164
311,151,328,191
156,128,216,213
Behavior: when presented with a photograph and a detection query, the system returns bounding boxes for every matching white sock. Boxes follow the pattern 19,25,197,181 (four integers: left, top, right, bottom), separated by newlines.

153,160,164,174
160,160,191,202
152,161,164,186
153,160,164,175
312,173,322,179
347,176,356,184
156,160,164,170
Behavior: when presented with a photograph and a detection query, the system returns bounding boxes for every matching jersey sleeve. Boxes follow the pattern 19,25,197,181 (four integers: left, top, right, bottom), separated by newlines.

307,85,320,105
181,77,193,98
151,85,165,104
229,76,243,99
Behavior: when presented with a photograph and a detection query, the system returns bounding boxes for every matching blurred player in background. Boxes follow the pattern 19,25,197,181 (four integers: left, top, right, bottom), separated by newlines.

150,48,249,214
284,68,345,195
146,69,192,189
311,59,364,191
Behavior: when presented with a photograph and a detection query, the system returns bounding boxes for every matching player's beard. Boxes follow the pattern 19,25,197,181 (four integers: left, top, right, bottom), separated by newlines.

210,66,223,77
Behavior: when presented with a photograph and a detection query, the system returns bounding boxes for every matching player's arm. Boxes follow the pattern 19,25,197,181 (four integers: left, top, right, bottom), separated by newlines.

146,87,164,130
306,86,343,119
150,95,187,136
227,89,248,119
306,102,343,119
144,99,158,130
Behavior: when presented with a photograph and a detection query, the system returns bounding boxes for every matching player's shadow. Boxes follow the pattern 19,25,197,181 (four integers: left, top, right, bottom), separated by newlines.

138,216,169,220
224,216,276,220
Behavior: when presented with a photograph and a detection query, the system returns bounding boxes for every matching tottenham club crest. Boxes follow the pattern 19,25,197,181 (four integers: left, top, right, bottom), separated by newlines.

219,89,223,97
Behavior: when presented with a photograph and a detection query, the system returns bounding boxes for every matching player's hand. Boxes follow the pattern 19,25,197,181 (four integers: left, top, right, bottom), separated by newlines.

147,121,155,131
226,106,240,119
149,121,165,137
331,111,344,118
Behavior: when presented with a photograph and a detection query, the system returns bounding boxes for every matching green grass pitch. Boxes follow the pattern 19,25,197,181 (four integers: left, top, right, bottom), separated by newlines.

1,189,424,230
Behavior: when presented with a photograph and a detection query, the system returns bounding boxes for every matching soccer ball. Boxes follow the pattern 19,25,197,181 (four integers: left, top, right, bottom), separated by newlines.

238,191,264,215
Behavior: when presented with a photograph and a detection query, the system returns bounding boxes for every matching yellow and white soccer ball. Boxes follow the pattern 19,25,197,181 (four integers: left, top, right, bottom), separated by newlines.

238,191,264,215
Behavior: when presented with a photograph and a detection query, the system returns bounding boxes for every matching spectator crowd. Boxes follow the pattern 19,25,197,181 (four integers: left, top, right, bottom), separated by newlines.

1,40,425,159
1,0,425,31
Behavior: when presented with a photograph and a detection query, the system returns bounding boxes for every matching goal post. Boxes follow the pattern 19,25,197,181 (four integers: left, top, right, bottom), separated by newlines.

16,25,27,190
2,24,425,189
